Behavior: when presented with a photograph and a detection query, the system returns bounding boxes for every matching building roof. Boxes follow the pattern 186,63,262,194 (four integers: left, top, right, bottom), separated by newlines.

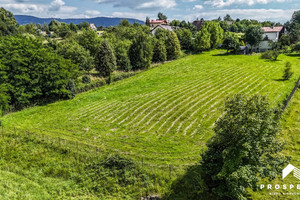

150,20,168,24
150,24,179,34
262,26,283,33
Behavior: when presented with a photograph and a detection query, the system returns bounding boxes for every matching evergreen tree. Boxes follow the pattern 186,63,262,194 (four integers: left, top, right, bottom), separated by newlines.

129,32,153,70
165,31,181,60
145,17,150,26
201,94,287,200
194,27,211,52
152,39,167,63
95,40,117,83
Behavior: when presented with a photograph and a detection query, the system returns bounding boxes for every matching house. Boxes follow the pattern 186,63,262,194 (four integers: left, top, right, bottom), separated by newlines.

192,18,205,31
247,26,284,52
150,24,180,35
89,23,97,31
150,19,168,28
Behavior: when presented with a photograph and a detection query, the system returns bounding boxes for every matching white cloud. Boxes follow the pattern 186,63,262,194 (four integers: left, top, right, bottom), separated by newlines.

93,0,176,10
204,0,289,8
49,0,65,11
0,0,77,18
193,5,203,10
184,9,294,22
85,10,101,16
137,0,176,9
111,12,153,20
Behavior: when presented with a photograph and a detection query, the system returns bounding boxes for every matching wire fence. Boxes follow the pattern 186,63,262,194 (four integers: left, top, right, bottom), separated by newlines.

282,76,300,111
0,126,196,179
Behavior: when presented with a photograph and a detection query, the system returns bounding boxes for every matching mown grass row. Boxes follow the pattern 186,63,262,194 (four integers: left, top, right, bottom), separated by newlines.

2,50,300,170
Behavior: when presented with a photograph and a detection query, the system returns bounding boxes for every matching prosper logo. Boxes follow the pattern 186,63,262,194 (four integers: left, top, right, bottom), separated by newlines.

260,164,300,191
283,164,300,180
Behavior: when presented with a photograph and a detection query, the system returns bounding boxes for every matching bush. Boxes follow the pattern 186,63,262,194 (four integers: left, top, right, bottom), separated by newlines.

261,50,280,61
81,75,91,84
283,61,293,80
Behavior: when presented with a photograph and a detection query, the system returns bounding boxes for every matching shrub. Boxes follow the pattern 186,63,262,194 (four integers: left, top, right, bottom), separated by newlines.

81,75,91,84
261,50,280,61
283,61,293,80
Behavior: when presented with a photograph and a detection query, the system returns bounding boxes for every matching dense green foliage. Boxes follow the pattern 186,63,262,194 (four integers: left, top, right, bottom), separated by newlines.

245,25,263,49
165,31,181,60
201,94,287,200
0,8,18,36
261,50,281,61
129,32,153,70
222,32,240,53
175,28,193,51
203,21,223,49
0,35,78,110
194,27,211,52
95,40,117,82
152,39,167,63
283,61,293,80
56,40,94,72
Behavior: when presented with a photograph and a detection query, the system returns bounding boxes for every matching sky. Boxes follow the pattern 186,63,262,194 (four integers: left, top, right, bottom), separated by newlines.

0,0,299,23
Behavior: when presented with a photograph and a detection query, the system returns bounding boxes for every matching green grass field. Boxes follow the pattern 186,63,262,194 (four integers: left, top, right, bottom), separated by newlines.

1,50,300,198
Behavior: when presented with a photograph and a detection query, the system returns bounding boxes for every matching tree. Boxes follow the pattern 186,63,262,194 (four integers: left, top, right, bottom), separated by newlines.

282,61,293,80
245,25,263,50
0,35,78,108
152,39,167,63
0,8,18,36
176,28,193,51
165,31,181,60
145,17,150,26
120,19,130,27
223,32,240,53
76,29,101,57
194,27,211,52
224,14,233,21
292,42,300,52
95,40,116,83
204,22,224,49
201,94,287,200
158,12,167,20
56,41,94,72
129,32,153,70
48,19,60,32
289,11,300,43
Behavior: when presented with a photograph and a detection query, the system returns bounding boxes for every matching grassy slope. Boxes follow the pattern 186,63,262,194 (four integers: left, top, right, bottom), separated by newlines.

1,50,300,198
2,50,300,167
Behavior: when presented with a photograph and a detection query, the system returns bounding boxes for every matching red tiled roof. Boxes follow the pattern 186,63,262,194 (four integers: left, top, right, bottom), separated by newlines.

262,26,283,33
150,20,167,24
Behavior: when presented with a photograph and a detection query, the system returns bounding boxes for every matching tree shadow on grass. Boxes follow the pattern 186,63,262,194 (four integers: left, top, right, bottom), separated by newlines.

163,164,214,200
273,78,286,82
285,53,300,58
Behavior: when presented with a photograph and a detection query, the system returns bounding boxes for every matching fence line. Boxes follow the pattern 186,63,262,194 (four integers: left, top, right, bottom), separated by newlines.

0,126,195,179
282,76,300,111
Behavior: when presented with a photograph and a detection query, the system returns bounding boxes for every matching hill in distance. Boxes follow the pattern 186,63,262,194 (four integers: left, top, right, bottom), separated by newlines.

14,15,145,27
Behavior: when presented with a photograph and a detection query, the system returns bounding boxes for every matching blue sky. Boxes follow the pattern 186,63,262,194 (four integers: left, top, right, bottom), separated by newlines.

0,0,299,23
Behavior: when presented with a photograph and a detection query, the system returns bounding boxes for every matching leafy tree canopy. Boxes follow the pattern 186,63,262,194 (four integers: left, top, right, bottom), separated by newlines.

201,94,287,200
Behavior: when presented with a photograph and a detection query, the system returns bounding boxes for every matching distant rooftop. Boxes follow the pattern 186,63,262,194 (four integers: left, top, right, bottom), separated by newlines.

262,26,283,33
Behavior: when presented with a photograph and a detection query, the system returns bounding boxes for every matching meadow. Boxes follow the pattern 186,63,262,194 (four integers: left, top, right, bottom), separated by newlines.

1,50,300,198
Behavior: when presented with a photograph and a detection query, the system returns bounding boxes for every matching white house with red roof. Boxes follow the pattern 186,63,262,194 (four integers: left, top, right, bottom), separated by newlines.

247,26,284,52
150,19,168,28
